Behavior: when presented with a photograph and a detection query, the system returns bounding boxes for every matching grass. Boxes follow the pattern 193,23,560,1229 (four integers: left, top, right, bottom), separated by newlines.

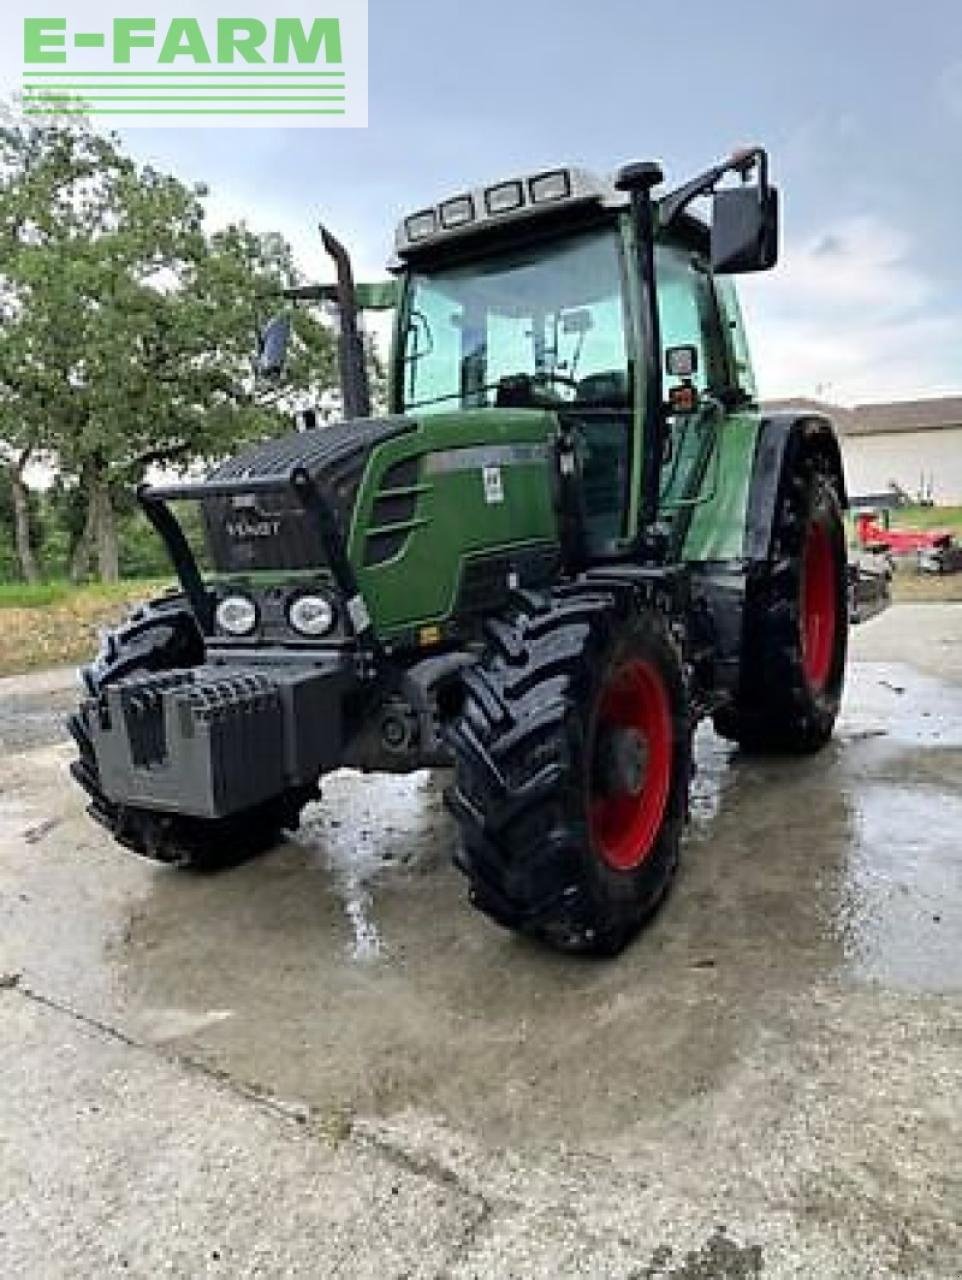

0,578,172,677
0,581,72,609
889,504,962,533
0,578,170,610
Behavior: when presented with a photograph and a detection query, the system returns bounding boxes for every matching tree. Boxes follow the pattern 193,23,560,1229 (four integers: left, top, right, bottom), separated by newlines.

0,107,337,581
0,113,121,580
0,465,41,581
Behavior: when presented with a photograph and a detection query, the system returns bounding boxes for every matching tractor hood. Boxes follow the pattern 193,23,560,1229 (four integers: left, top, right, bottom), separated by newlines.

198,407,564,643
201,416,415,574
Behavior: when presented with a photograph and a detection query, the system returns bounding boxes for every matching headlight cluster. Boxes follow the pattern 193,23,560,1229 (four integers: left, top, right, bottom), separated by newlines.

214,591,337,640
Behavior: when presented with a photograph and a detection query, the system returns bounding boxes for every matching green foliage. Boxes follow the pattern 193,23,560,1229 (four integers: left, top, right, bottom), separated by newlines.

0,108,339,580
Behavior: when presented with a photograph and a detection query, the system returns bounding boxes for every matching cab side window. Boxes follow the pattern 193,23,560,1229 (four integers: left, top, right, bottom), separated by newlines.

654,243,729,394
715,277,757,403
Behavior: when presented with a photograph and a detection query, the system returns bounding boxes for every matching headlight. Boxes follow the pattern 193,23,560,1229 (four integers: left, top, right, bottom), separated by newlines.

288,593,336,638
215,594,258,637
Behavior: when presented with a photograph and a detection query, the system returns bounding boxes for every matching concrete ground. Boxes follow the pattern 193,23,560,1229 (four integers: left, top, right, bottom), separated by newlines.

1,604,960,1278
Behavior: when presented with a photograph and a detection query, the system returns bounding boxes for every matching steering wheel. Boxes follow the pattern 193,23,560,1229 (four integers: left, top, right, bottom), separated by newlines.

532,370,579,392
495,371,580,408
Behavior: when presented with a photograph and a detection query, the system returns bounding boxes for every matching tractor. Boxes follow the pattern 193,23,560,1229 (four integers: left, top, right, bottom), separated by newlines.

69,148,885,955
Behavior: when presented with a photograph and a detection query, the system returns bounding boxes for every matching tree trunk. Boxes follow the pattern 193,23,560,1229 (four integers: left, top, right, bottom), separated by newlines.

9,453,40,585
93,474,119,582
70,461,118,582
70,469,96,584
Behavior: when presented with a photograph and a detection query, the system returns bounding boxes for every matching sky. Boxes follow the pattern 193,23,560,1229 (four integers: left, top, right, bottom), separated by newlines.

13,0,962,405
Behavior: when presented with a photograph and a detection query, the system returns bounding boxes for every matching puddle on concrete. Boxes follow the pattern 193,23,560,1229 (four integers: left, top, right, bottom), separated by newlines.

4,650,961,1150
267,660,962,993
822,662,962,991
688,728,732,838
137,1006,235,1044
0,688,78,754
839,661,962,750
839,783,962,990
296,769,447,961
683,662,962,994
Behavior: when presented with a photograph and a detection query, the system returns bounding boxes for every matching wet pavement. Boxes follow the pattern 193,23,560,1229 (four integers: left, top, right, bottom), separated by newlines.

1,605,960,1277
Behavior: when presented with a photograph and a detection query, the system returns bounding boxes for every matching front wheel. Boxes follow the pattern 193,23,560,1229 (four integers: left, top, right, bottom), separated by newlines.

447,590,691,955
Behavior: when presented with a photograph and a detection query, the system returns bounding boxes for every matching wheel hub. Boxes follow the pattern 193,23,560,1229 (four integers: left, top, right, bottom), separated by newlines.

589,659,673,873
595,726,649,797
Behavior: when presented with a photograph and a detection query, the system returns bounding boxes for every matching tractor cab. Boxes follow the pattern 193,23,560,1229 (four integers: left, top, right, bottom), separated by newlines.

386,153,776,562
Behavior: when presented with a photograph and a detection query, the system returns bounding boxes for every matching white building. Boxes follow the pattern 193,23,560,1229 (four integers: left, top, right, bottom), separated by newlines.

764,397,962,505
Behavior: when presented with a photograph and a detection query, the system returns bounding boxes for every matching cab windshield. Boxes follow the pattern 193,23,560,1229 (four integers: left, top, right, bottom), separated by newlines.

400,228,630,414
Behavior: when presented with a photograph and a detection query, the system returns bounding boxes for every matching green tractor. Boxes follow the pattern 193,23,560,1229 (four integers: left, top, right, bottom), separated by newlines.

69,148,885,955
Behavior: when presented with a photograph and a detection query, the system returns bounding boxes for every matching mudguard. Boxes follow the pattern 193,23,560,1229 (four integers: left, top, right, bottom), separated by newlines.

743,412,847,563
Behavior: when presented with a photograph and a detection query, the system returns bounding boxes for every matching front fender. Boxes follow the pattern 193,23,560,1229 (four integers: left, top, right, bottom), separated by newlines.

743,412,847,563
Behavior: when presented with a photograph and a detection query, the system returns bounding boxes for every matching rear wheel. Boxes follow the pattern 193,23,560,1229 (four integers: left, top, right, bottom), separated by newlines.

447,590,691,955
714,457,848,753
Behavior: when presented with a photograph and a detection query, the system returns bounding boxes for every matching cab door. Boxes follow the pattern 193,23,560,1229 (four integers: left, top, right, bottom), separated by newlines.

654,240,731,532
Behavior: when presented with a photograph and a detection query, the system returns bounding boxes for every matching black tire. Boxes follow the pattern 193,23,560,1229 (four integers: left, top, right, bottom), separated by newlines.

713,458,848,753
447,589,691,956
68,594,307,869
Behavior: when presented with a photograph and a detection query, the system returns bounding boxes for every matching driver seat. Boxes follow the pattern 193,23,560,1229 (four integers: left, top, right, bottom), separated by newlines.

575,370,630,408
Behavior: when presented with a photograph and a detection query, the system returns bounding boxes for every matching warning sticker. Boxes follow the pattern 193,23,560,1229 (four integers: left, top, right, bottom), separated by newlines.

482,465,504,504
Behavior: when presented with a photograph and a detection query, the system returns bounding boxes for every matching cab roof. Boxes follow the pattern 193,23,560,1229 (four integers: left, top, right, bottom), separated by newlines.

394,166,628,260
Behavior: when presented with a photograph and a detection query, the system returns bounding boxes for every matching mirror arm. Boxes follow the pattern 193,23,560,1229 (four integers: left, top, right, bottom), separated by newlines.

659,146,767,229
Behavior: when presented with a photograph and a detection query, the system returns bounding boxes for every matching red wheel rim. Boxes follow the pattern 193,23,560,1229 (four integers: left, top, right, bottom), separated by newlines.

801,520,837,691
589,660,673,872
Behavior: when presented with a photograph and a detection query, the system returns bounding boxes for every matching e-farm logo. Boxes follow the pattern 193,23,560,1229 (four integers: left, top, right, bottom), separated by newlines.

15,2,367,128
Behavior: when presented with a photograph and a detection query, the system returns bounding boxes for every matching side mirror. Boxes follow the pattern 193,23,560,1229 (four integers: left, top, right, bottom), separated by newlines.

711,184,779,274
255,314,292,378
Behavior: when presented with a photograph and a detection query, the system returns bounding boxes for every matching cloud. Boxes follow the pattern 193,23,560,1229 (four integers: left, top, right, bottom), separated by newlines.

764,215,931,314
739,214,962,404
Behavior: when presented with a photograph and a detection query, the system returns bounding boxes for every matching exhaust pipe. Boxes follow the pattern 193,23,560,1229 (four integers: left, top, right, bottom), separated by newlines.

319,224,372,421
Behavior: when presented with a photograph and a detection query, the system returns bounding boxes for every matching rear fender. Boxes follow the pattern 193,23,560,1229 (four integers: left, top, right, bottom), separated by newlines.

743,413,847,563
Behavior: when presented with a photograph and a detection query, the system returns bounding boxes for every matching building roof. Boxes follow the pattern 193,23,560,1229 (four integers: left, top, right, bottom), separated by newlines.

762,395,962,437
